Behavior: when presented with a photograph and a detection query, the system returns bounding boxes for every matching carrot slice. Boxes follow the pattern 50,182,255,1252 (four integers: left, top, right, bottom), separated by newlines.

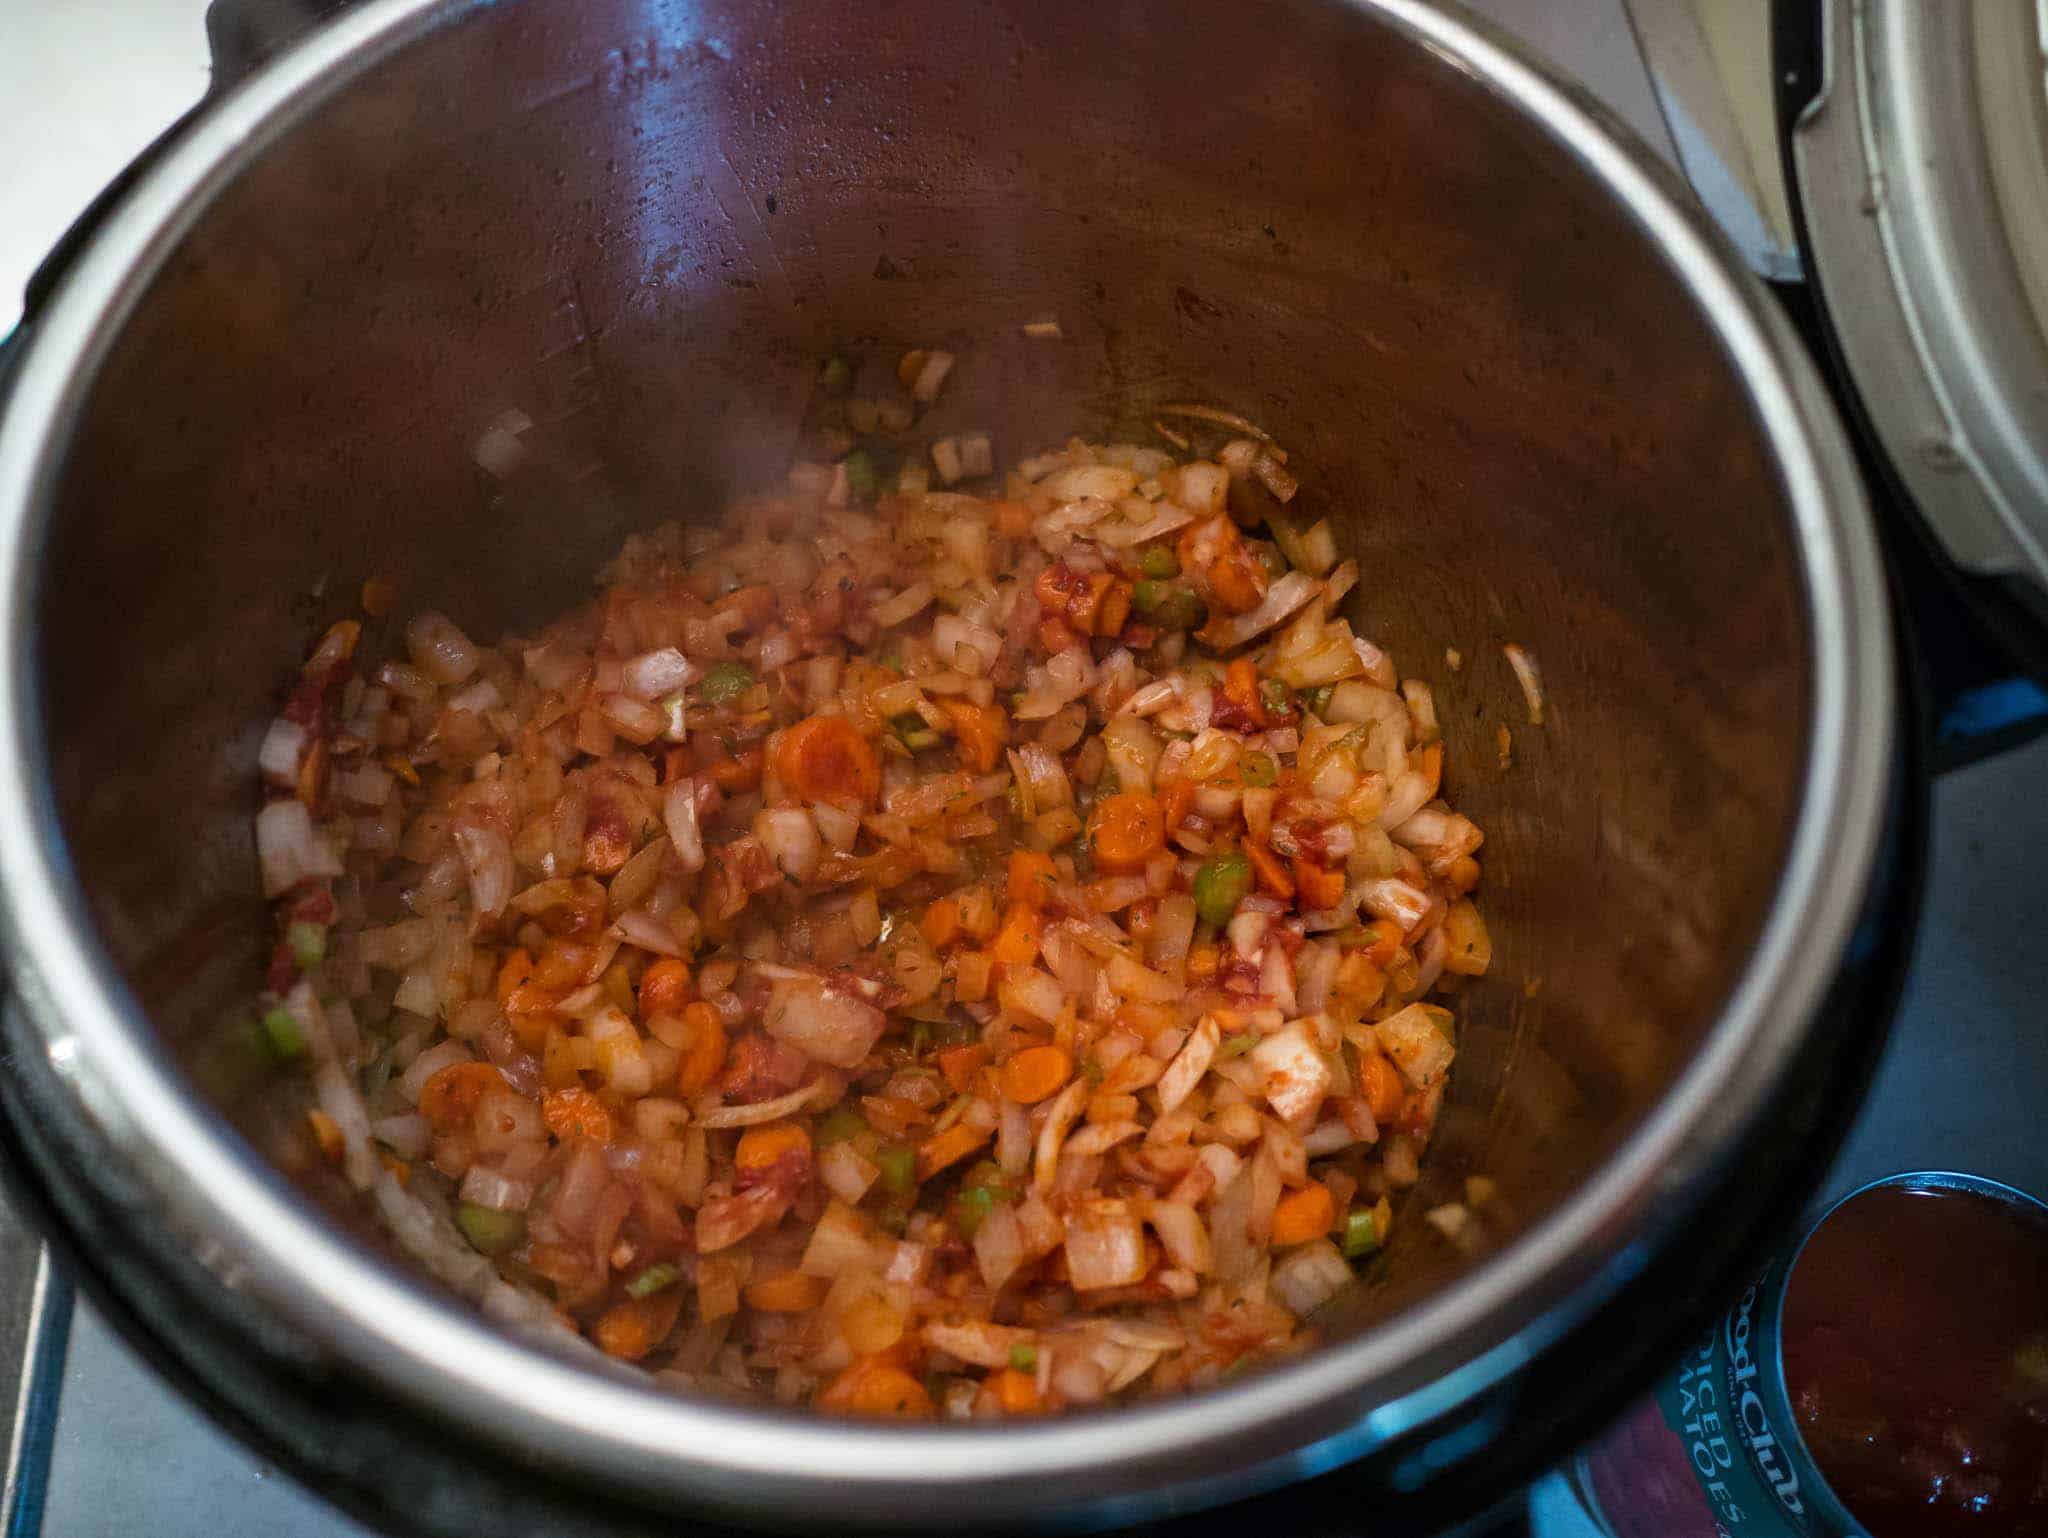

637,957,693,1020
942,699,1010,774
745,1269,827,1313
936,1044,992,1095
417,1062,506,1132
1007,850,1057,910
1247,842,1295,900
916,1121,992,1181
772,715,881,806
988,1367,1044,1414
1293,858,1345,911
920,898,963,949
735,1120,811,1174
1087,793,1165,873
1000,1044,1072,1105
675,1001,730,1096
593,1289,684,1361
991,902,1044,965
1360,1052,1406,1124
542,1086,616,1144
821,1358,935,1419
1272,1182,1336,1246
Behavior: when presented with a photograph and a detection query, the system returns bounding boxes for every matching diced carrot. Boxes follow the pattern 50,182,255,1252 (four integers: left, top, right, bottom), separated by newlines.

1186,942,1220,981
1181,517,1266,615
377,1151,412,1187
917,1121,992,1181
1222,658,1267,727
820,1358,935,1419
1000,1044,1072,1105
706,744,764,793
1247,842,1295,899
1094,579,1133,638
745,1269,827,1313
995,500,1034,539
1418,741,1443,797
921,898,963,950
991,901,1044,966
637,957,693,1020
988,1367,1044,1415
1008,850,1057,909
1087,793,1165,873
1292,858,1346,910
941,699,1009,774
1038,616,1085,655
772,715,881,807
736,1120,811,1174
306,1108,344,1163
295,737,328,809
675,1001,729,1095
1160,778,1197,833
497,948,539,1005
1361,917,1404,966
1360,1052,1406,1124
1271,1182,1337,1246
1446,855,1481,895
542,1086,616,1144
418,1062,506,1132
1333,953,1387,1011
936,1044,991,1094
714,584,779,632
593,1289,684,1361
542,1025,581,1090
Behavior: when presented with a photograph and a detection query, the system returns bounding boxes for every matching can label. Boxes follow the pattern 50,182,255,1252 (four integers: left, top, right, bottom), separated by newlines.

1651,1284,1816,1538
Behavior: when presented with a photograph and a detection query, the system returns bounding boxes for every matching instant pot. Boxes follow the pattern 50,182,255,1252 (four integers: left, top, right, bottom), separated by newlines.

0,2,2042,1534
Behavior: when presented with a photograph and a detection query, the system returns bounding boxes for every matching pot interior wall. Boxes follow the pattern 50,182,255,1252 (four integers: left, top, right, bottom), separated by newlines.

35,0,1810,1336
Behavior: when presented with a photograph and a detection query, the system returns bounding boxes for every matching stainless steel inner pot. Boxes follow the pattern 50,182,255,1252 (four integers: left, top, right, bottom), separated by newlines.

0,0,1894,1531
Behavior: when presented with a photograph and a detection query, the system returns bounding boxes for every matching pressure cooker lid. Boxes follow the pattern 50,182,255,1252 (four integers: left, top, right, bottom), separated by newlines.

1789,0,2048,622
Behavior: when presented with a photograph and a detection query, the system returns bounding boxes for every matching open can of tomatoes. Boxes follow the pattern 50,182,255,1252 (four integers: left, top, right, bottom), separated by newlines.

1571,1170,2048,1538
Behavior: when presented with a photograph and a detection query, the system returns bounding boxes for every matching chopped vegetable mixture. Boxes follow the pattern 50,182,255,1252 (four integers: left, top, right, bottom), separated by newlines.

249,378,1490,1418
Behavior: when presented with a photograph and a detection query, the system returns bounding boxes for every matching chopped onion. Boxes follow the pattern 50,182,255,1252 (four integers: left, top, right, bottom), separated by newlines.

611,906,685,958
371,1113,431,1159
258,718,307,784
405,610,479,685
664,779,705,872
1504,643,1545,725
912,350,955,404
756,807,822,883
819,1140,880,1205
925,1318,1030,1369
870,582,935,629
972,1203,1028,1290
1141,1201,1212,1274
811,799,859,853
1377,1003,1456,1091
799,1200,877,1277
694,1082,825,1127
764,978,886,1069
1064,1200,1148,1291
452,823,513,917
1197,571,1321,651
315,1060,379,1191
460,1163,535,1212
1271,1239,1350,1316
256,798,343,897
622,646,696,700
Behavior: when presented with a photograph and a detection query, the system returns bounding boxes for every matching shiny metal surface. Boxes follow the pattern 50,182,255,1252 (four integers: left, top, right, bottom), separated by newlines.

0,0,1892,1528
1791,0,2048,608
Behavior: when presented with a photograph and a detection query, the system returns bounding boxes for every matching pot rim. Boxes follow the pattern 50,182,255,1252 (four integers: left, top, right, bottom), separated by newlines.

0,0,1897,1524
